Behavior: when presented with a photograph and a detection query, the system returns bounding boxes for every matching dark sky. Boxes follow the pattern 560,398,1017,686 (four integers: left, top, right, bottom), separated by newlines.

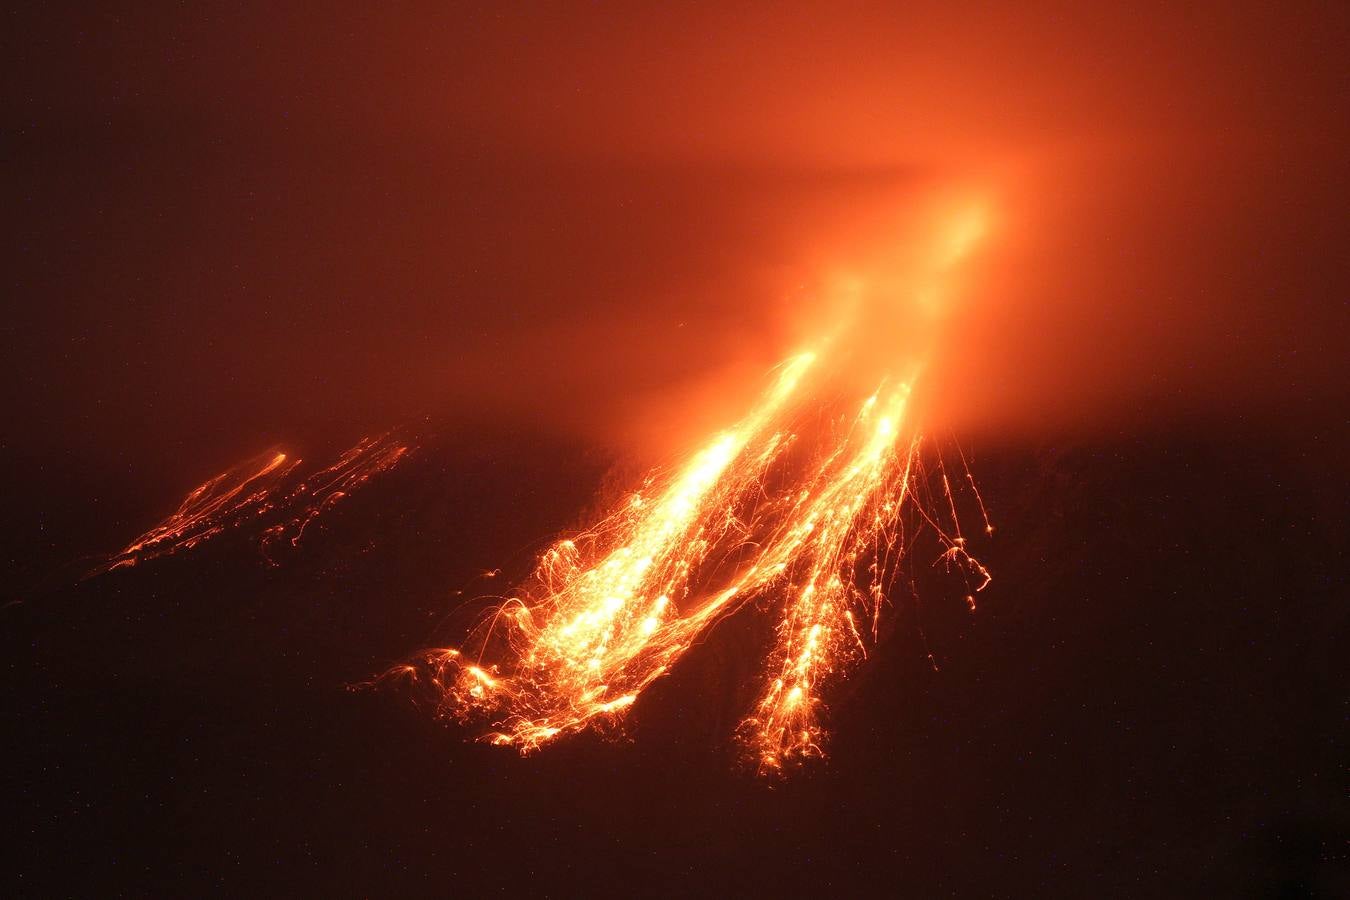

4,1,1346,510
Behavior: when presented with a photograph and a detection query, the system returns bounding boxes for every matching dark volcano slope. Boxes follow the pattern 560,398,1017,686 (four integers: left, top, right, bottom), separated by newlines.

3,427,1343,896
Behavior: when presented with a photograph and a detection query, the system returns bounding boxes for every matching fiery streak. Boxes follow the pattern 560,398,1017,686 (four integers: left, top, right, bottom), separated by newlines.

733,383,920,769
394,204,992,772
95,434,411,574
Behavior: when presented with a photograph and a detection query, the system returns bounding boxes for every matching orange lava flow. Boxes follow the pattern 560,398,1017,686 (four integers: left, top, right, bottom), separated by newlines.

396,357,984,770
732,380,921,769
394,206,992,772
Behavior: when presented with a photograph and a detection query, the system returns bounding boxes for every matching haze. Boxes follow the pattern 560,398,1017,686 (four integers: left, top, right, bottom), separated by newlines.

6,3,1345,484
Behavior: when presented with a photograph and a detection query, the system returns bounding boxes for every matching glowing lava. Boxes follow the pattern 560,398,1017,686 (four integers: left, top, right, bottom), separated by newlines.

394,205,993,773
95,433,411,574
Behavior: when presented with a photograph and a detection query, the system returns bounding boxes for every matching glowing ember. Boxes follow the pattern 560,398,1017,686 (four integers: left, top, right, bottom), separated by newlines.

393,208,992,773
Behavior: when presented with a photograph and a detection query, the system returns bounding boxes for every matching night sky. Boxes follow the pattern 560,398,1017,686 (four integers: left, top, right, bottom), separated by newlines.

4,4,1347,896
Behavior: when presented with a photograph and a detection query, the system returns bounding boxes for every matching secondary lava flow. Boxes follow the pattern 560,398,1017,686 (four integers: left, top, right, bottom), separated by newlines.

95,433,411,574
96,448,299,573
397,205,992,773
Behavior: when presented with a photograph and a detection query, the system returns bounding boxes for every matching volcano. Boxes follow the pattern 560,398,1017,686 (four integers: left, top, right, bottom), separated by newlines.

3,423,1341,895
6,2,1345,894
